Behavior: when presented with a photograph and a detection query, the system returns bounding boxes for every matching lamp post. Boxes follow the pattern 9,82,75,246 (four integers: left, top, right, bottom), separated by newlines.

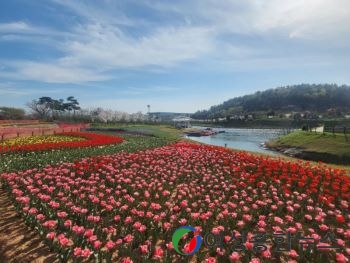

147,105,150,122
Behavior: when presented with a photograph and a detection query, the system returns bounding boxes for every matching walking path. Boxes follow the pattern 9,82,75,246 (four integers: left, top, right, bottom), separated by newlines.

0,187,58,263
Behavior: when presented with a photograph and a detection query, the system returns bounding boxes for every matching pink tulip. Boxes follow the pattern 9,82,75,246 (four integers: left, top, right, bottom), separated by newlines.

46,232,56,240
153,247,164,259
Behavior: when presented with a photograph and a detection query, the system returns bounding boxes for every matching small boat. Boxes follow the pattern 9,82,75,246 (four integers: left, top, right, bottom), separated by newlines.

201,130,217,136
186,132,202,137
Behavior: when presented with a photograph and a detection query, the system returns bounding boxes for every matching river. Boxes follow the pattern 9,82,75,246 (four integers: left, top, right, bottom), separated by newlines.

186,127,289,155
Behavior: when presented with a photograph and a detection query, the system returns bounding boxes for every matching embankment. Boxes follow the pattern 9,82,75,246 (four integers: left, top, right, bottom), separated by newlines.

266,131,350,165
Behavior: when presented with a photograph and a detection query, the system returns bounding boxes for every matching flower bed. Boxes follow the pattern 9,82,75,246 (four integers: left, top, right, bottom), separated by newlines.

0,142,349,262
0,132,123,153
0,134,86,147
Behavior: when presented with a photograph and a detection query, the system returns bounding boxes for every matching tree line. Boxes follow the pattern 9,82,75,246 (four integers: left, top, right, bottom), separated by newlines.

26,96,80,120
0,107,26,120
192,84,350,119
1,96,150,123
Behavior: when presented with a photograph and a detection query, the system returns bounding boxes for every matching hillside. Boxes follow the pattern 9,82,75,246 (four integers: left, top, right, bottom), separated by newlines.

192,84,350,119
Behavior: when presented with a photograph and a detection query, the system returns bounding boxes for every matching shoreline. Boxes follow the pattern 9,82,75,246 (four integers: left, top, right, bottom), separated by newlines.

267,145,350,165
265,131,350,166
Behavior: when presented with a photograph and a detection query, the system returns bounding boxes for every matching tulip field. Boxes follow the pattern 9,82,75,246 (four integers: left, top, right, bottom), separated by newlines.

0,131,349,262
0,134,86,147
0,132,124,153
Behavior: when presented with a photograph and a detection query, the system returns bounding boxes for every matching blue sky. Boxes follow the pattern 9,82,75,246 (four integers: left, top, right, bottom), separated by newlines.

0,0,349,113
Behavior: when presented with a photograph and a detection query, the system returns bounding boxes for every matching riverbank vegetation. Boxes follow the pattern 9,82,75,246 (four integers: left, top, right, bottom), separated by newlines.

89,123,182,140
267,131,350,165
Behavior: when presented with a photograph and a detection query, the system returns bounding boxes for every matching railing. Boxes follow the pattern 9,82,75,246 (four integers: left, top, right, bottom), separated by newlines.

0,123,90,142
323,126,350,134
0,127,84,142
0,120,41,125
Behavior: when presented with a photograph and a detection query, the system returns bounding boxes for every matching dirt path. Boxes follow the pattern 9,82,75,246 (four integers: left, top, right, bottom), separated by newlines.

0,187,58,263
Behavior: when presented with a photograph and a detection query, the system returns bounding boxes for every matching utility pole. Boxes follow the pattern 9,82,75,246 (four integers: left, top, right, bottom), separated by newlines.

147,105,150,122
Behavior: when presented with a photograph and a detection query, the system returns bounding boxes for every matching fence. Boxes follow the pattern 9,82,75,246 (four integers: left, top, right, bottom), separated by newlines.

0,123,90,142
0,119,41,126
0,127,85,141
323,125,350,134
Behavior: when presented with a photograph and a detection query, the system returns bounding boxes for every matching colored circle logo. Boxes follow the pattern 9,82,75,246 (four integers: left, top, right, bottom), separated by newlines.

172,226,202,255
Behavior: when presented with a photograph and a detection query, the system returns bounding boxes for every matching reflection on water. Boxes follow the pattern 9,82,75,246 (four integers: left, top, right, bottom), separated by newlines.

187,127,288,155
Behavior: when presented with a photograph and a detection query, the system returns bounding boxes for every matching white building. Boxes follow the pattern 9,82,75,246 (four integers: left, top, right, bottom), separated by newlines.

172,116,192,128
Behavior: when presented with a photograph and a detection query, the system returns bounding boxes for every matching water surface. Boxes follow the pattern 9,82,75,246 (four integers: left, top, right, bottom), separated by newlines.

187,127,288,155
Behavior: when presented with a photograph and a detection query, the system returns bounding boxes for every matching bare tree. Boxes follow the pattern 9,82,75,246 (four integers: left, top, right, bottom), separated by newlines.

26,100,51,119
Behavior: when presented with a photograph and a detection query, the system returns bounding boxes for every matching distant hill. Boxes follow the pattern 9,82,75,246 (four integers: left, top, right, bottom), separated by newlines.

192,84,350,119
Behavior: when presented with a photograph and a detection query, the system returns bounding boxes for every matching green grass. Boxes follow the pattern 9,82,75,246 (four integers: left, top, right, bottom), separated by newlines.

268,131,350,155
266,131,350,167
91,123,182,140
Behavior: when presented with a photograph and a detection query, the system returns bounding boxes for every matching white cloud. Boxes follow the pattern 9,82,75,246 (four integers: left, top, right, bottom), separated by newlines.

149,0,350,40
1,62,110,83
0,83,64,97
0,21,72,47
60,25,215,69
0,21,68,37
1,0,349,84
59,0,350,74
250,0,350,40
0,22,35,33
0,86,33,97
0,21,215,83
51,0,135,26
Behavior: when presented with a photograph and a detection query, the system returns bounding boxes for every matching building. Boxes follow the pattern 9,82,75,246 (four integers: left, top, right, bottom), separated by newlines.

172,116,192,128
149,112,192,122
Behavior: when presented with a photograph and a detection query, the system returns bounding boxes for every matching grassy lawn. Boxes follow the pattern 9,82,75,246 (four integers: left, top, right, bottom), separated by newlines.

268,131,350,155
266,131,350,168
91,123,183,140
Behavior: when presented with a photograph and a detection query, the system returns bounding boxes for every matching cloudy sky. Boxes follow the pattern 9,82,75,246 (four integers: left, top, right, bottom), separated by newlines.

0,0,349,113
